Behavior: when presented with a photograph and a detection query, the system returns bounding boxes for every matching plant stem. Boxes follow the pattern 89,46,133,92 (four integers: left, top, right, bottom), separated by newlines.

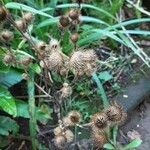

27,71,37,150
92,72,109,108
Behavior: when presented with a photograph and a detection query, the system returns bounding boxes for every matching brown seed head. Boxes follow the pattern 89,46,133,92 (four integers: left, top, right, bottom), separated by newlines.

71,19,80,26
106,101,127,125
49,38,60,50
64,129,74,143
68,111,81,124
0,6,8,22
54,127,63,136
20,56,32,66
60,83,72,98
69,9,80,20
91,132,107,148
46,51,63,71
15,19,27,32
59,67,68,76
0,30,14,42
23,12,33,23
59,16,70,28
70,33,79,43
91,112,108,130
36,41,46,51
3,53,15,65
54,135,66,149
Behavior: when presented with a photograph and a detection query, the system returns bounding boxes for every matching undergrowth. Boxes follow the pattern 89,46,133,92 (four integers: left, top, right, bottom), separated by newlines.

0,0,149,149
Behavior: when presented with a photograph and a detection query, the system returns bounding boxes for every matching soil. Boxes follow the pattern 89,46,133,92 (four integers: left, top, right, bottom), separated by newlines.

120,96,150,150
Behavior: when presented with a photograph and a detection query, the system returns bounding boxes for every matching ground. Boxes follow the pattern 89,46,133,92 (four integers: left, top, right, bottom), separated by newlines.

121,96,150,150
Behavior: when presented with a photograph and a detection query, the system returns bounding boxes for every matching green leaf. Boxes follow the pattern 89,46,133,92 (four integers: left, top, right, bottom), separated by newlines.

0,87,17,117
98,71,113,82
92,72,109,108
0,68,23,88
123,139,142,150
5,2,53,18
0,48,10,73
80,16,109,26
37,17,59,28
15,100,52,123
103,143,115,149
0,62,10,73
29,63,41,74
36,104,53,125
56,3,116,20
0,116,19,136
16,100,30,118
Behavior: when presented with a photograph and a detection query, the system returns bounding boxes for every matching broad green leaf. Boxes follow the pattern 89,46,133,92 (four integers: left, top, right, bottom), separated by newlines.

15,100,52,123
123,139,142,150
103,143,115,149
98,71,113,82
16,100,30,118
0,87,17,116
0,116,19,136
0,68,23,88
5,2,53,18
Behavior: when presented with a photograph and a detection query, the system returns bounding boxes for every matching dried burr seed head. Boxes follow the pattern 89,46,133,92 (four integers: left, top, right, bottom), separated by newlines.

64,129,74,143
62,116,73,127
54,127,63,136
3,53,15,65
46,51,63,71
91,131,107,148
91,112,108,130
106,101,127,125
59,15,70,28
62,111,81,127
0,30,14,42
23,12,33,23
83,49,97,62
54,135,66,149
20,56,32,66
49,38,60,50
71,18,80,26
69,51,86,70
69,50,97,76
59,67,68,76
68,9,80,20
70,33,79,43
68,111,81,124
0,6,7,22
60,83,72,98
15,19,27,32
36,41,47,51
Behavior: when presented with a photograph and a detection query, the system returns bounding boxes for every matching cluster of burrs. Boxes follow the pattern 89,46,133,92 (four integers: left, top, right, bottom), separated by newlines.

90,101,127,148
53,111,81,149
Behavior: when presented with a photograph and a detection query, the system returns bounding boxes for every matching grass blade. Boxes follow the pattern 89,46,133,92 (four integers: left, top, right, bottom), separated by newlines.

5,2,53,18
56,3,116,20
92,72,109,108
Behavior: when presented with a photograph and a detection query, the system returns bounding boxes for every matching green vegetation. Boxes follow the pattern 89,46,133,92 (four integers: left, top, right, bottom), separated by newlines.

0,0,149,149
